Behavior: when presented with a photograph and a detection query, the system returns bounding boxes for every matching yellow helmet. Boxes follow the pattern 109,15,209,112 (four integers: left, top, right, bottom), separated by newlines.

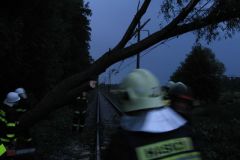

117,69,165,112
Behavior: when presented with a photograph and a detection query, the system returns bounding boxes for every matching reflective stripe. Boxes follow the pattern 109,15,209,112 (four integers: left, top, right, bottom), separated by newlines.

16,108,27,112
74,111,80,114
6,134,15,138
0,117,7,123
162,152,201,160
136,137,194,160
0,110,5,117
0,138,10,142
0,144,6,156
7,122,16,127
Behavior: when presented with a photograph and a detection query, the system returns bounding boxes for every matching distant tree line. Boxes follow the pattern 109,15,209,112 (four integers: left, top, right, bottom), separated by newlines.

221,76,240,92
0,0,92,101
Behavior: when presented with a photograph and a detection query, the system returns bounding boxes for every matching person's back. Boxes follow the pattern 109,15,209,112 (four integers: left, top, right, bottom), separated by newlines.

104,69,201,160
15,88,29,120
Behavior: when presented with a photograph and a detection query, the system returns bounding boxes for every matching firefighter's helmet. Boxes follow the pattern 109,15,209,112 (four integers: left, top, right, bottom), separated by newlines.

169,82,193,101
15,87,27,99
3,92,20,107
117,69,165,112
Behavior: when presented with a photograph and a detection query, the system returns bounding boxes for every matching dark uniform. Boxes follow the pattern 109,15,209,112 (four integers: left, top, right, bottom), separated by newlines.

105,69,201,160
0,109,7,159
72,93,88,132
1,104,17,148
105,126,201,160
15,98,33,148
104,107,201,160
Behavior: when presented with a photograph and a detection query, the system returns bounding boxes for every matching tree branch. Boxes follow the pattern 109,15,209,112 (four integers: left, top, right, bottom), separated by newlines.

114,0,151,50
159,0,201,33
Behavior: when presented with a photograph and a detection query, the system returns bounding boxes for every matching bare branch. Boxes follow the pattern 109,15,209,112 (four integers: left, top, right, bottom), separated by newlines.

162,0,201,32
114,0,151,50
111,9,240,63
131,18,151,38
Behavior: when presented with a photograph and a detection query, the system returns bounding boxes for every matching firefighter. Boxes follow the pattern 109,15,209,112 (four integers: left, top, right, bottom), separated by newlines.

14,88,33,151
161,81,176,105
14,88,28,114
104,69,201,160
2,92,20,149
72,92,88,132
168,82,194,121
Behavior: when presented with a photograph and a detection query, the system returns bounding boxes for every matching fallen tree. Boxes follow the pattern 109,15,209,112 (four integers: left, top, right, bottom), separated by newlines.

18,0,240,131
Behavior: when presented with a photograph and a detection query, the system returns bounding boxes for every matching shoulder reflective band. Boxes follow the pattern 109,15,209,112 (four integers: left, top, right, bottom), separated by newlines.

74,111,80,114
0,110,6,117
26,138,33,142
0,117,7,123
7,122,16,127
0,144,6,156
0,138,10,143
136,137,194,160
161,151,201,160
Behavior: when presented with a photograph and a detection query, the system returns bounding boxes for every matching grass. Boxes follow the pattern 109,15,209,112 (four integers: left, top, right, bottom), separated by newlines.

191,102,240,160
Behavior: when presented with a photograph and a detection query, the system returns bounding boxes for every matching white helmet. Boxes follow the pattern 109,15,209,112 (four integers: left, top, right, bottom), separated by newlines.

3,92,21,107
169,81,193,101
15,87,27,99
117,69,165,112
167,81,175,89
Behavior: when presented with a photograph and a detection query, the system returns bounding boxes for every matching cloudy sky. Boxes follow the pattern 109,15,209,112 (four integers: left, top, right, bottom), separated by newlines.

86,0,240,84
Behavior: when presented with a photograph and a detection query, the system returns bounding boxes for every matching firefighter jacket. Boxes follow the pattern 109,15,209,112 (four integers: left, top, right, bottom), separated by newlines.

1,104,17,146
16,99,28,114
104,107,201,160
73,96,88,113
0,108,7,157
15,99,29,124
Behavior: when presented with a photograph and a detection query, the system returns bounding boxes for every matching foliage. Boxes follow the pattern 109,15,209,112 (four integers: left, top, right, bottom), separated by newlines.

0,0,92,100
192,102,240,160
221,76,240,92
171,45,225,101
160,0,240,42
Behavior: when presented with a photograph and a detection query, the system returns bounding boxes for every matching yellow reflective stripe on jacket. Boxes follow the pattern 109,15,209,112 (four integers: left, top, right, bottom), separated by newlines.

0,144,6,156
0,110,5,117
16,108,27,112
136,137,194,160
7,122,16,127
0,117,7,123
161,151,201,160
6,134,15,138
0,138,10,142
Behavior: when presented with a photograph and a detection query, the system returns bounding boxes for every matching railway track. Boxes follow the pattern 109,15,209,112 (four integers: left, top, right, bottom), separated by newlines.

32,89,122,160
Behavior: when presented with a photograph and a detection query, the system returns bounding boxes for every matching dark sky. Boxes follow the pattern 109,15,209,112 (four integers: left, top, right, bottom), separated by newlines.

86,0,240,84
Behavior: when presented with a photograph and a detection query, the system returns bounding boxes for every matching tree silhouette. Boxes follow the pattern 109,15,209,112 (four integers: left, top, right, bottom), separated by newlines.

0,0,92,100
171,45,225,101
